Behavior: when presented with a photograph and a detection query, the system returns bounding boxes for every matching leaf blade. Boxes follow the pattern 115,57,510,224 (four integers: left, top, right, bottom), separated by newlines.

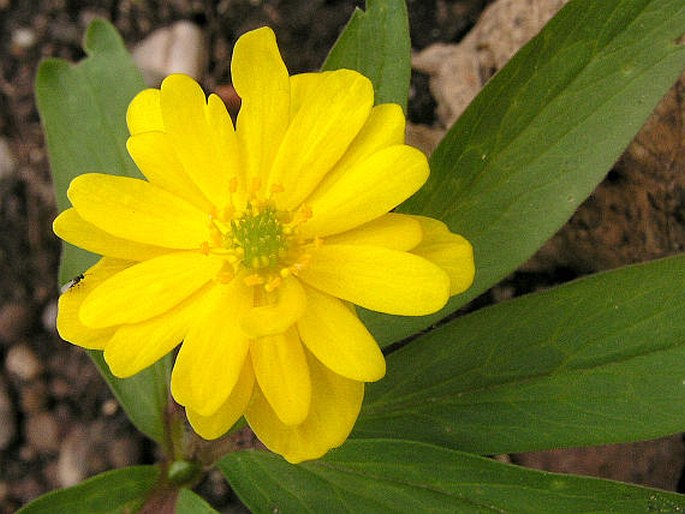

219,441,685,513
176,489,222,513
360,0,685,345
36,19,170,445
17,466,160,514
322,0,411,111
355,254,685,454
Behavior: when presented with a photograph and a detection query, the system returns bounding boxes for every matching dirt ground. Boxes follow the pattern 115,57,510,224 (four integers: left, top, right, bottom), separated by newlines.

0,0,684,512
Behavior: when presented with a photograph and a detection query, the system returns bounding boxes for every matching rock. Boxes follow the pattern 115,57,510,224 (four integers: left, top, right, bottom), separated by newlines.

413,0,568,128
132,21,205,86
5,344,43,381
25,411,60,453
0,302,32,344
0,138,16,179
0,375,16,450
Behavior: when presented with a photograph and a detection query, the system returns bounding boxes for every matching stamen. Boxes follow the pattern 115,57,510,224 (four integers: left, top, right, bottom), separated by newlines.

244,274,265,286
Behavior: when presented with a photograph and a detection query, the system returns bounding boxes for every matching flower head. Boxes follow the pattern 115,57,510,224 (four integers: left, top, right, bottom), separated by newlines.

54,27,474,463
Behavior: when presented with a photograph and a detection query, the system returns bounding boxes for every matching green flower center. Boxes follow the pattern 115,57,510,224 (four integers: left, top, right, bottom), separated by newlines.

230,204,289,270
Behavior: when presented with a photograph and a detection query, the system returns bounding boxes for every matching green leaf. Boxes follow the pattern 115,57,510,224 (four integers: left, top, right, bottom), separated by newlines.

35,18,145,282
89,350,171,446
360,0,685,345
17,466,160,514
219,440,685,513
355,254,685,454
322,0,411,111
35,20,170,446
176,489,221,513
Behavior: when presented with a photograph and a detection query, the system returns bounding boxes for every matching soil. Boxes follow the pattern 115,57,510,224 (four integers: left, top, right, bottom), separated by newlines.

0,0,683,513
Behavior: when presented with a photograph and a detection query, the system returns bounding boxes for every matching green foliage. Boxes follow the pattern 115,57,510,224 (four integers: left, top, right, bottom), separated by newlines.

36,19,145,283
32,0,685,512
89,351,171,446
219,441,685,513
176,489,221,513
360,0,685,346
355,254,685,453
17,466,160,513
35,20,170,446
323,0,411,111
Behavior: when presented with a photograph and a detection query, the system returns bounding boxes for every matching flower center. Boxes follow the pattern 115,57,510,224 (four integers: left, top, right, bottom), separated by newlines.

205,191,314,292
229,204,288,271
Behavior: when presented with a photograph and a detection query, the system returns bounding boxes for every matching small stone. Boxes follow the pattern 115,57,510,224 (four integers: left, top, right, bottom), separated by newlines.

0,303,32,344
56,426,90,487
25,412,60,453
20,380,48,413
101,398,118,416
0,138,16,179
108,437,140,469
19,444,36,461
41,301,57,334
132,21,205,86
12,476,43,505
11,27,37,50
0,375,16,450
49,376,70,399
6,344,43,381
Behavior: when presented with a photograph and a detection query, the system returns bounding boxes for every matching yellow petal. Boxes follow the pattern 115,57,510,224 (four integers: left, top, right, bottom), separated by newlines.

410,216,476,295
269,69,373,210
299,244,450,316
316,103,406,193
300,145,429,238
206,93,243,198
246,351,364,464
232,27,290,188
68,173,209,250
186,361,255,440
56,258,131,349
171,281,252,416
53,208,170,261
126,132,213,211
159,74,233,209
239,276,306,337
103,285,209,378
298,286,385,382
80,252,223,328
325,213,422,251
126,88,163,135
250,328,310,426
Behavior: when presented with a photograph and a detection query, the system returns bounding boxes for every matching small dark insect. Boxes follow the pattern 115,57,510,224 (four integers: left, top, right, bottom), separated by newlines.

60,273,85,293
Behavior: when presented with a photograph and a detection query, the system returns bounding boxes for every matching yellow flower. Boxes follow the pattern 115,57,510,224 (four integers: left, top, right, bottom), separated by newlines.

53,27,474,463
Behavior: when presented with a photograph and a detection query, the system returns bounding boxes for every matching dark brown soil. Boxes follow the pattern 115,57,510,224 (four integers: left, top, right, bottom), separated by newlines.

1,1,683,512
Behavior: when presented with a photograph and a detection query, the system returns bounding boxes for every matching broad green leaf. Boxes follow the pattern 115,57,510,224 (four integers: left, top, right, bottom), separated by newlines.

17,466,160,513
361,0,685,345
36,20,170,446
89,350,171,446
176,489,221,513
219,440,685,513
323,0,411,111
355,254,685,454
36,18,145,282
